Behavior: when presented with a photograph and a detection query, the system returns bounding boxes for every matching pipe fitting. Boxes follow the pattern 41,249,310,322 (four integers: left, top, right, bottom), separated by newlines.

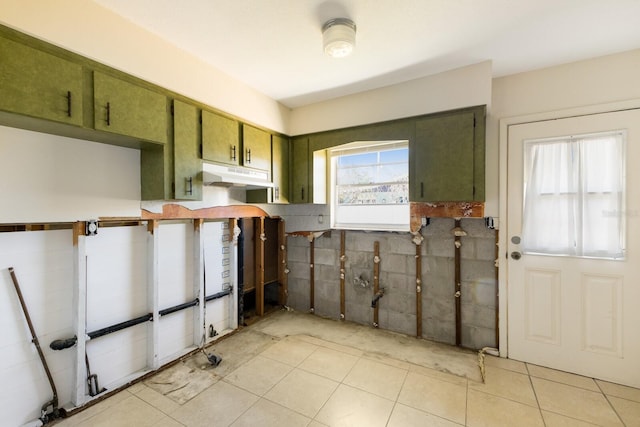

371,287,385,307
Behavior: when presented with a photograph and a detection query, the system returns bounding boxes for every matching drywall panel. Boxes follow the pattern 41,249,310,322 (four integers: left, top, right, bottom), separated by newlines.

157,222,196,361
0,125,140,222
85,225,148,389
0,229,74,426
289,61,492,135
0,0,289,133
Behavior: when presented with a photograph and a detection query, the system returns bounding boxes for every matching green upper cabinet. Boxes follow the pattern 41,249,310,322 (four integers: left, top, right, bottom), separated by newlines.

291,136,310,204
410,106,485,202
202,110,240,166
242,124,271,171
172,100,202,200
272,134,289,203
0,37,83,126
93,71,168,144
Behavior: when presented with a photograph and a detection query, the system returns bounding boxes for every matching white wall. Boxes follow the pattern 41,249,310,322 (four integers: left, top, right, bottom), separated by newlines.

0,0,289,134
484,48,640,217
289,61,492,136
0,125,141,222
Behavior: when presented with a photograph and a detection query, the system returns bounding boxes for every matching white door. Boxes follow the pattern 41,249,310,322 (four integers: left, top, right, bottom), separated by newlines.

507,109,640,388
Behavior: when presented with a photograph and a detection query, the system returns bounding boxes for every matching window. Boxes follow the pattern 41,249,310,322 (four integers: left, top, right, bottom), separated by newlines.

522,130,625,259
329,140,409,230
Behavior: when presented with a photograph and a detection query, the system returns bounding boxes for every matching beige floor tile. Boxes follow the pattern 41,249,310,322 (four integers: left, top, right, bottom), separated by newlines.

70,395,166,427
597,379,640,402
259,337,319,367
343,357,408,400
526,364,599,391
170,381,258,427
129,383,181,415
408,363,468,387
532,377,623,426
467,389,544,427
483,355,528,374
295,334,364,357
264,368,339,418
542,410,604,426
315,384,395,427
298,346,359,382
230,398,310,427
307,421,329,427
469,365,538,407
153,416,185,427
362,353,414,371
387,403,463,427
224,355,292,395
608,396,640,427
56,390,133,426
397,371,467,425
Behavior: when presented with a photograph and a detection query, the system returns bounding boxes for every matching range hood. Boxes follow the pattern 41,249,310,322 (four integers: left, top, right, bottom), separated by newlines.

202,162,274,189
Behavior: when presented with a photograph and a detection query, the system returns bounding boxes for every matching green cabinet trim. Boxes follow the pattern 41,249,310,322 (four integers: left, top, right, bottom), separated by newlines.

291,136,310,204
173,100,202,200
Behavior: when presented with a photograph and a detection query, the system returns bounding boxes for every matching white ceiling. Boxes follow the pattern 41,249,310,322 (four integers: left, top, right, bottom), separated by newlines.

92,0,640,108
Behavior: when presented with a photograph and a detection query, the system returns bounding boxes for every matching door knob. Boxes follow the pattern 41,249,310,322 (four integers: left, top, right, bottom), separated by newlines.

511,251,522,260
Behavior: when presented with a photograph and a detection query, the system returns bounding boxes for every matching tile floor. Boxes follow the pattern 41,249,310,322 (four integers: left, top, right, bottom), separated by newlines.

55,311,640,427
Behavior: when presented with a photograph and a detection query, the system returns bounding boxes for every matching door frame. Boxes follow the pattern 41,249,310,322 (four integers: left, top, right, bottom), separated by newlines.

498,99,640,358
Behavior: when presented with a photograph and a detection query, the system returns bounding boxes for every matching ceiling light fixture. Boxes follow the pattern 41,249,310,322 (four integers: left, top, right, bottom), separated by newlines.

322,18,356,58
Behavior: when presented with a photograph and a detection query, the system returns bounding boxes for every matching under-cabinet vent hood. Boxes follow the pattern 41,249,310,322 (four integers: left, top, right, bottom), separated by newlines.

202,162,274,189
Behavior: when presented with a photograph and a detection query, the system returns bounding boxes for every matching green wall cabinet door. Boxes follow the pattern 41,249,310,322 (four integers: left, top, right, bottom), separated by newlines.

246,133,289,204
93,71,168,144
202,110,240,166
173,100,202,200
0,37,83,126
242,124,271,171
271,134,289,203
410,107,484,202
291,136,310,204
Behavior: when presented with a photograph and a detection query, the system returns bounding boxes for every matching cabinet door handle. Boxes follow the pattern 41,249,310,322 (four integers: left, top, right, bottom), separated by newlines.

66,91,72,117
231,145,236,161
186,177,193,196
106,102,111,126
420,182,424,198
246,148,251,164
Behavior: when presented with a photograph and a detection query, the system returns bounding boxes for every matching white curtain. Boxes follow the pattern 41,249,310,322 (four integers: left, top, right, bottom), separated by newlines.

522,131,625,259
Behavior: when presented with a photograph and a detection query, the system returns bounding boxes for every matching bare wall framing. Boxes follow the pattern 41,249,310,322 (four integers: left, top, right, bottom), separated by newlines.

286,218,497,349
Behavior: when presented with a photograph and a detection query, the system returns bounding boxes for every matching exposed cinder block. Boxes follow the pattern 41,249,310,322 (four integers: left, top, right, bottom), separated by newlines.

475,237,498,261
380,233,415,255
460,237,476,259
346,232,382,252
461,302,496,330
287,243,309,262
384,272,414,294
461,324,496,350
461,218,495,239
287,260,310,280
380,309,416,335
315,247,338,266
382,289,415,315
422,218,455,237
381,253,407,274
423,256,454,278
461,259,496,282
317,264,338,282
461,279,497,308
315,233,341,250
428,237,455,257
423,318,455,345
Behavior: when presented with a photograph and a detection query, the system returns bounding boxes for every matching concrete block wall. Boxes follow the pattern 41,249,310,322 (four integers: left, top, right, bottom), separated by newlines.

285,218,498,350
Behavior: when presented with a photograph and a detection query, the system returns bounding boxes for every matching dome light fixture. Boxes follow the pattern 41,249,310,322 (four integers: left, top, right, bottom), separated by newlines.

322,18,356,58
